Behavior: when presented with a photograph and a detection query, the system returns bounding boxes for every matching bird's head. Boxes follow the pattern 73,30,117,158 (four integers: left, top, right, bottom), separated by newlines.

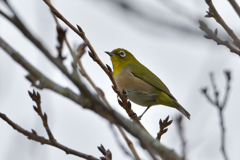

105,48,138,75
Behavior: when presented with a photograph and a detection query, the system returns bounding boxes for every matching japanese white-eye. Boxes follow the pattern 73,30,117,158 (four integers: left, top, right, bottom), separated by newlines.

105,48,190,120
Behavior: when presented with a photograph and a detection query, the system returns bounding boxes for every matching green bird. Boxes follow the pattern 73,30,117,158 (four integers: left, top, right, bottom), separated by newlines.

105,48,190,120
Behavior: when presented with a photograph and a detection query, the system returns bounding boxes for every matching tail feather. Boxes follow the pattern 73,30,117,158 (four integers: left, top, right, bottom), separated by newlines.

177,105,191,120
173,101,191,120
156,92,191,119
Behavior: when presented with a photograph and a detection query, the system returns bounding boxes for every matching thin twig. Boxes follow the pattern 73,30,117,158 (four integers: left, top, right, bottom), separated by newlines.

0,0,87,93
201,71,231,160
109,125,135,160
156,116,173,142
75,45,140,159
43,0,138,120
176,115,187,160
1,1,183,158
205,0,240,49
47,4,140,158
210,72,219,106
98,144,112,160
199,20,240,56
1,36,181,160
56,26,67,61
115,127,140,160
28,90,55,141
0,113,99,160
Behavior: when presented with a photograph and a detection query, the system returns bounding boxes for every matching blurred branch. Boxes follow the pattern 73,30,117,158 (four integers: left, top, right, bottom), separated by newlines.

228,0,240,17
109,125,135,160
0,0,67,68
200,0,240,56
107,0,201,36
204,0,240,48
0,0,85,92
158,0,199,23
199,20,240,56
0,36,83,102
176,115,187,160
98,144,112,160
201,71,231,160
0,90,99,160
56,26,67,61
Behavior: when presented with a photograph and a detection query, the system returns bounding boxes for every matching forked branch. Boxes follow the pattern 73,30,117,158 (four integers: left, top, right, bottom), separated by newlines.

201,71,231,160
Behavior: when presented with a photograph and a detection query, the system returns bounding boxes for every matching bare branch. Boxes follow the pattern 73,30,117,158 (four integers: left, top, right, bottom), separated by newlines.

76,43,141,159
0,112,99,160
1,1,184,159
0,36,181,160
43,0,138,120
176,115,187,160
201,71,231,160
199,20,240,56
1,0,85,93
98,144,112,160
56,26,67,61
28,90,55,141
221,71,231,108
228,0,240,18
204,0,240,49
156,116,173,141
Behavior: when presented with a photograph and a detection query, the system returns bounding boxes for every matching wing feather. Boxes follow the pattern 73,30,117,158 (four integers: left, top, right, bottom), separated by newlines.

129,63,176,100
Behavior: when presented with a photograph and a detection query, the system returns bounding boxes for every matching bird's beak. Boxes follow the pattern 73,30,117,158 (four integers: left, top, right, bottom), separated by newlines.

105,51,115,56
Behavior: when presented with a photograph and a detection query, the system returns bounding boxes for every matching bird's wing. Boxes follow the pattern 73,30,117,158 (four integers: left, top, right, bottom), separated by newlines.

128,63,176,100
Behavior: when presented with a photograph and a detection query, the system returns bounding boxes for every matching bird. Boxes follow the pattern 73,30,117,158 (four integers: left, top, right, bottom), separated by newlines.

105,48,190,120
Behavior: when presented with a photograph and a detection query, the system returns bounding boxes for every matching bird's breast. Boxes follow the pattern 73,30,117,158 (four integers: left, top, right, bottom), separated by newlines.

115,66,159,106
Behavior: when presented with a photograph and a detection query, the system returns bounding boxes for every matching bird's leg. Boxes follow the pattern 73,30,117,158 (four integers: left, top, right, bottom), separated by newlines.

138,106,151,120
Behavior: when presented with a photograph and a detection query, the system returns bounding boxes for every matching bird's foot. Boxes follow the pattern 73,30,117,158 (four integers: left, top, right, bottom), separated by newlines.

122,89,129,96
137,116,142,121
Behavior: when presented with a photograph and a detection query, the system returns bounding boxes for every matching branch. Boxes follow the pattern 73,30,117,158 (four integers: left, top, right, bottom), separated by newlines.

0,0,86,93
43,0,138,120
201,71,231,160
56,26,67,61
28,90,55,141
0,36,181,160
1,0,183,158
156,116,173,142
228,0,240,18
176,115,187,160
109,0,201,36
199,20,240,56
204,0,240,49
0,90,99,160
42,3,153,147
98,144,112,160
47,5,140,158
75,45,140,160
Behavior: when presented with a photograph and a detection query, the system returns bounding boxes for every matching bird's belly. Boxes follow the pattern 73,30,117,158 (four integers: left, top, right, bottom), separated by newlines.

127,91,159,106
115,68,159,106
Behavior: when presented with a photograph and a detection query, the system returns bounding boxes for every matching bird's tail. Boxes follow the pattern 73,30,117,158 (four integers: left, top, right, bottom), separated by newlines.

156,92,190,120
173,101,191,120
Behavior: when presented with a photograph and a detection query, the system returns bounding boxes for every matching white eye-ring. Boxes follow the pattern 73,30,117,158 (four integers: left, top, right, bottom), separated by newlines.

119,51,126,57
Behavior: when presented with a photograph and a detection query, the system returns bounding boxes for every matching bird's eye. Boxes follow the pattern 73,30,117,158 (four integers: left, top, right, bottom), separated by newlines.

119,51,126,57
